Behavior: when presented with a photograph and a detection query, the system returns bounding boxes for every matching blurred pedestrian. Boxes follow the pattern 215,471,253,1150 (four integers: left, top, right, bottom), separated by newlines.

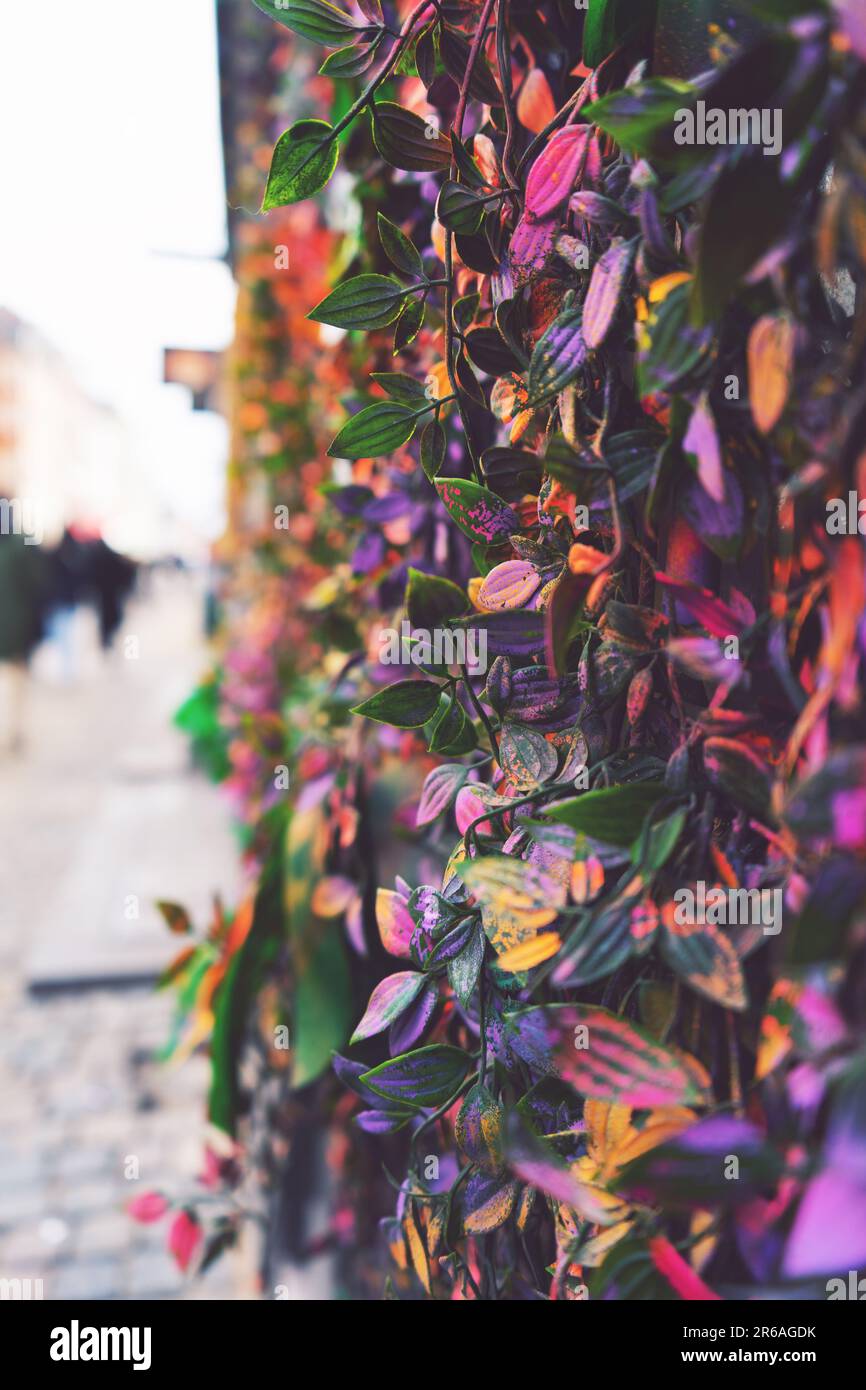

45,525,90,681
0,517,48,753
88,535,137,649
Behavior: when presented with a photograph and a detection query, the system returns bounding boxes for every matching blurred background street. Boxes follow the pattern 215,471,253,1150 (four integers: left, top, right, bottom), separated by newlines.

0,0,243,1300
0,571,242,1299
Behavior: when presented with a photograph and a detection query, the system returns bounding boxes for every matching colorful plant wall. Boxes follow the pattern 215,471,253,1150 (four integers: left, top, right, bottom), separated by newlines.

153,0,866,1300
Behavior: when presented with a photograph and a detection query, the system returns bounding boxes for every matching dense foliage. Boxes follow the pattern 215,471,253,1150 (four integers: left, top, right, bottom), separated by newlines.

150,0,866,1300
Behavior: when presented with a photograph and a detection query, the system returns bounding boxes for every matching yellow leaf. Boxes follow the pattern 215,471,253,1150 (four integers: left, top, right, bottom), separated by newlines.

311,874,356,918
608,1107,695,1168
463,1180,519,1234
585,1101,633,1169
404,1210,431,1294
578,1218,634,1268
648,271,691,303
748,312,794,434
425,1205,446,1259
497,931,562,973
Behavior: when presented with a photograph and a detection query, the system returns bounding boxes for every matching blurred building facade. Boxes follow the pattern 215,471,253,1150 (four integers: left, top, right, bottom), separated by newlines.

0,307,152,548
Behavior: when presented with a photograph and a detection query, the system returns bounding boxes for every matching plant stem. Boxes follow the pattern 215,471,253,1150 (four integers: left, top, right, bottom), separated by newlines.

461,662,500,762
291,0,433,181
443,0,498,481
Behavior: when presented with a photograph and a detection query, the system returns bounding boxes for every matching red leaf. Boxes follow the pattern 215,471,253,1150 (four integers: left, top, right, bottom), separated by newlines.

167,1210,202,1272
649,1236,722,1300
655,572,746,638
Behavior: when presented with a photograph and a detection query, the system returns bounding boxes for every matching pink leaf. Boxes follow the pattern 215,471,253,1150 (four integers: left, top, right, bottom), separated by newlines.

375,887,414,958
835,0,866,61
455,784,495,837
128,1191,168,1224
683,393,725,503
167,1210,202,1273
525,125,591,219
508,214,559,287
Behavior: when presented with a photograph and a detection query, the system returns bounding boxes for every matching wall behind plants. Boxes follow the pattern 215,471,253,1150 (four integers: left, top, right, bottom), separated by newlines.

151,0,866,1300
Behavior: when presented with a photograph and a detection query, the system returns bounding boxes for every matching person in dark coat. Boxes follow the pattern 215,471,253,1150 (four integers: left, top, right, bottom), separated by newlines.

88,536,137,649
0,517,49,752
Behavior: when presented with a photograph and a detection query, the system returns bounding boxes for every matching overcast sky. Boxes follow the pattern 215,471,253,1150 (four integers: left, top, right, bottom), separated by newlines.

0,0,236,545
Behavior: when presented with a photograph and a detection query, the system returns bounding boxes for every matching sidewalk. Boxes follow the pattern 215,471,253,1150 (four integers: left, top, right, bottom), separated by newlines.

0,569,244,1300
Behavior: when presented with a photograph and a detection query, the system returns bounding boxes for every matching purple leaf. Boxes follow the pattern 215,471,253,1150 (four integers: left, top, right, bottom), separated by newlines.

508,215,559,286
360,1044,472,1109
783,1169,866,1277
683,393,724,503
389,982,439,1054
351,971,427,1043
416,763,469,827
582,239,636,349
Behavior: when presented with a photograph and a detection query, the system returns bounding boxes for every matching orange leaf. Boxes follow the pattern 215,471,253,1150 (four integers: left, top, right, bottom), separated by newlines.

497,931,562,973
517,68,556,135
748,313,794,434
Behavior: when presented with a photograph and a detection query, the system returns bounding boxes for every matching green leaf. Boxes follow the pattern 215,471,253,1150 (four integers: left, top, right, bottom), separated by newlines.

309,273,407,330
370,371,428,407
377,212,424,278
253,0,364,46
328,400,418,458
285,805,352,1089
449,131,488,189
371,101,453,171
436,181,485,235
440,24,502,105
691,156,797,326
632,803,688,873
352,679,443,728
527,301,587,408
394,295,426,352
448,926,485,1006
583,0,658,67
319,37,382,77
262,119,339,209
420,420,447,481
584,79,693,160
661,920,748,1011
360,1044,472,1109
544,782,668,846
428,693,474,754
434,477,519,544
406,568,467,629
499,723,558,790
351,971,427,1043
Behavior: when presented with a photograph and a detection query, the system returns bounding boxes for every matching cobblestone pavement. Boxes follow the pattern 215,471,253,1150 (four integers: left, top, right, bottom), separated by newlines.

0,570,244,1300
